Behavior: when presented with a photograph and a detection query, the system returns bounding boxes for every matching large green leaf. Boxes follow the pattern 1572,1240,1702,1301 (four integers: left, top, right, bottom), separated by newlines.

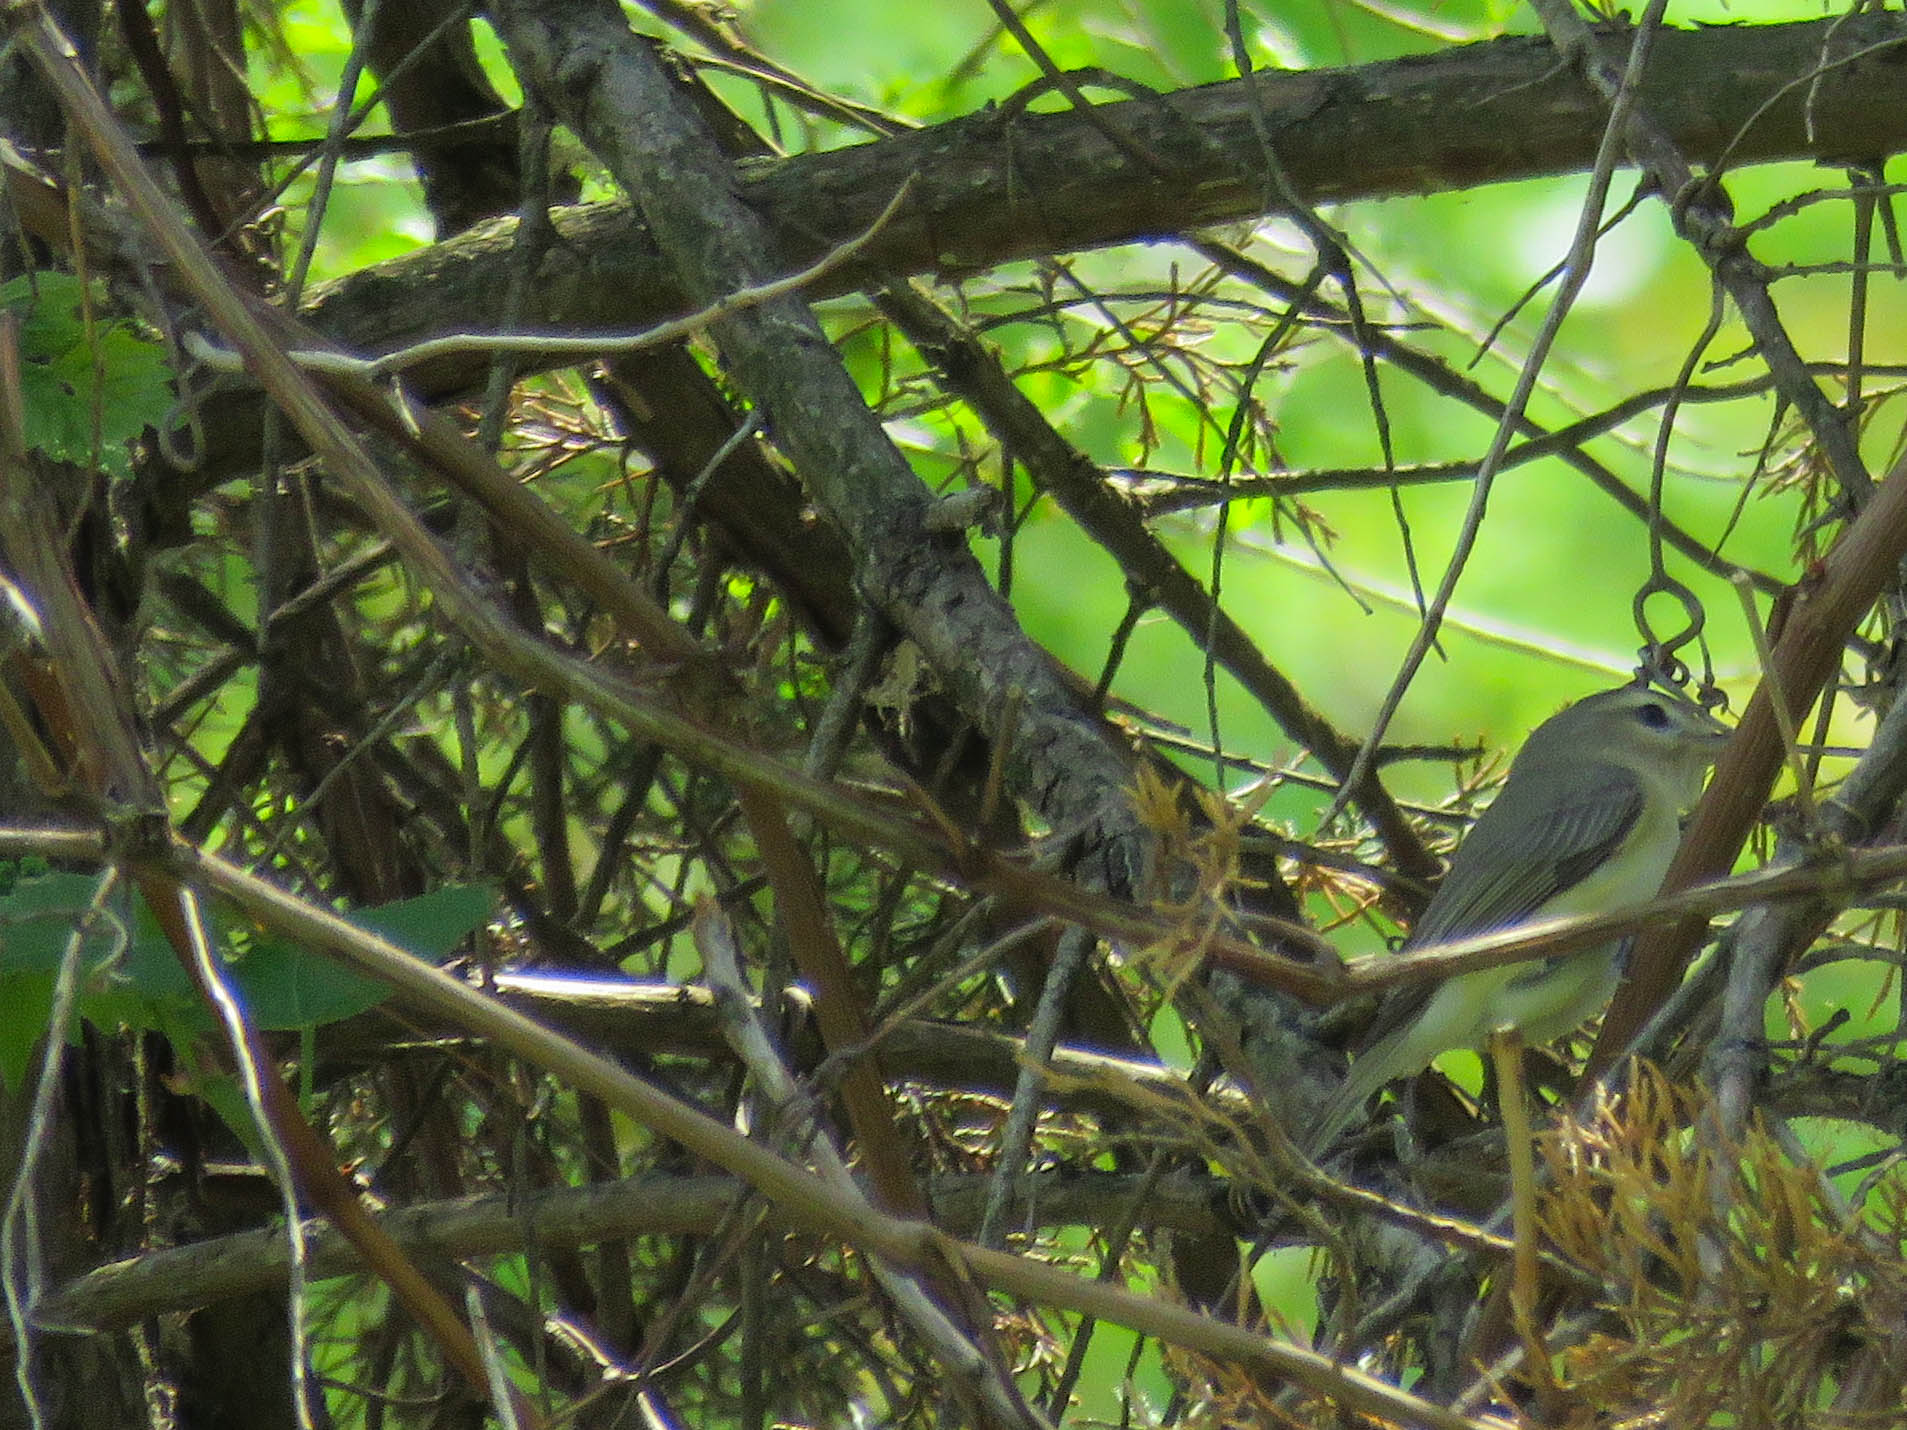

2,273,175,480
225,882,495,1030
0,869,494,1086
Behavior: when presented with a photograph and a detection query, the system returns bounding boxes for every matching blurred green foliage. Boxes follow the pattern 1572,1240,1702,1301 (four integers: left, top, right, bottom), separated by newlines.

1,272,174,480
0,871,493,1088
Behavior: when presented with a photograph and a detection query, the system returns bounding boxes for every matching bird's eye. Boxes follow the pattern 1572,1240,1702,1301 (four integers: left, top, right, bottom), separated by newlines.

1637,700,1672,730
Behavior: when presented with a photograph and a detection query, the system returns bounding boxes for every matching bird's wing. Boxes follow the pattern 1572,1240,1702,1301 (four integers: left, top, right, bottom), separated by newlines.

1408,759,1646,946
1349,761,1644,1056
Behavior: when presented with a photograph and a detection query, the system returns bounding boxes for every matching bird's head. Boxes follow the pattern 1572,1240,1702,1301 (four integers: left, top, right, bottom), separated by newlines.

1519,685,1731,805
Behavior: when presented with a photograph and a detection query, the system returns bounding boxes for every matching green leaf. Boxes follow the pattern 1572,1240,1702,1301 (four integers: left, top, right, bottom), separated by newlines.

65,892,211,1038
0,971,53,1090
227,934,398,1030
0,870,123,975
352,883,495,960
122,893,208,1010
227,883,493,1031
0,869,494,1077
0,871,203,1086
1,272,175,479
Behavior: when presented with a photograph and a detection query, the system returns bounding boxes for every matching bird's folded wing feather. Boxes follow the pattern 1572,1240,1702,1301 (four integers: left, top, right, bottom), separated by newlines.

1354,761,1645,1051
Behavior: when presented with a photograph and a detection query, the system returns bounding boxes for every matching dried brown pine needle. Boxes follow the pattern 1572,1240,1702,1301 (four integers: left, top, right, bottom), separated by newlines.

1533,1064,1907,1427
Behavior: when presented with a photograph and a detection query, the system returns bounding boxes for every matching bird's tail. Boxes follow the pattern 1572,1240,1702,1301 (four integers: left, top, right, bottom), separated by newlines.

1301,1017,1443,1159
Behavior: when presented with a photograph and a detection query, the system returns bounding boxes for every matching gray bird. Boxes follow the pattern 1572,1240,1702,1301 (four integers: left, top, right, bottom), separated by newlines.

1308,685,1730,1156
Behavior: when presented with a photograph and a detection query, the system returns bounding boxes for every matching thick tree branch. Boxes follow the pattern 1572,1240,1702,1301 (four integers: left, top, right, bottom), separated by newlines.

1591,438,1907,1073
300,15,1907,399
876,282,1440,882
486,0,1156,898
30,1171,1232,1339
